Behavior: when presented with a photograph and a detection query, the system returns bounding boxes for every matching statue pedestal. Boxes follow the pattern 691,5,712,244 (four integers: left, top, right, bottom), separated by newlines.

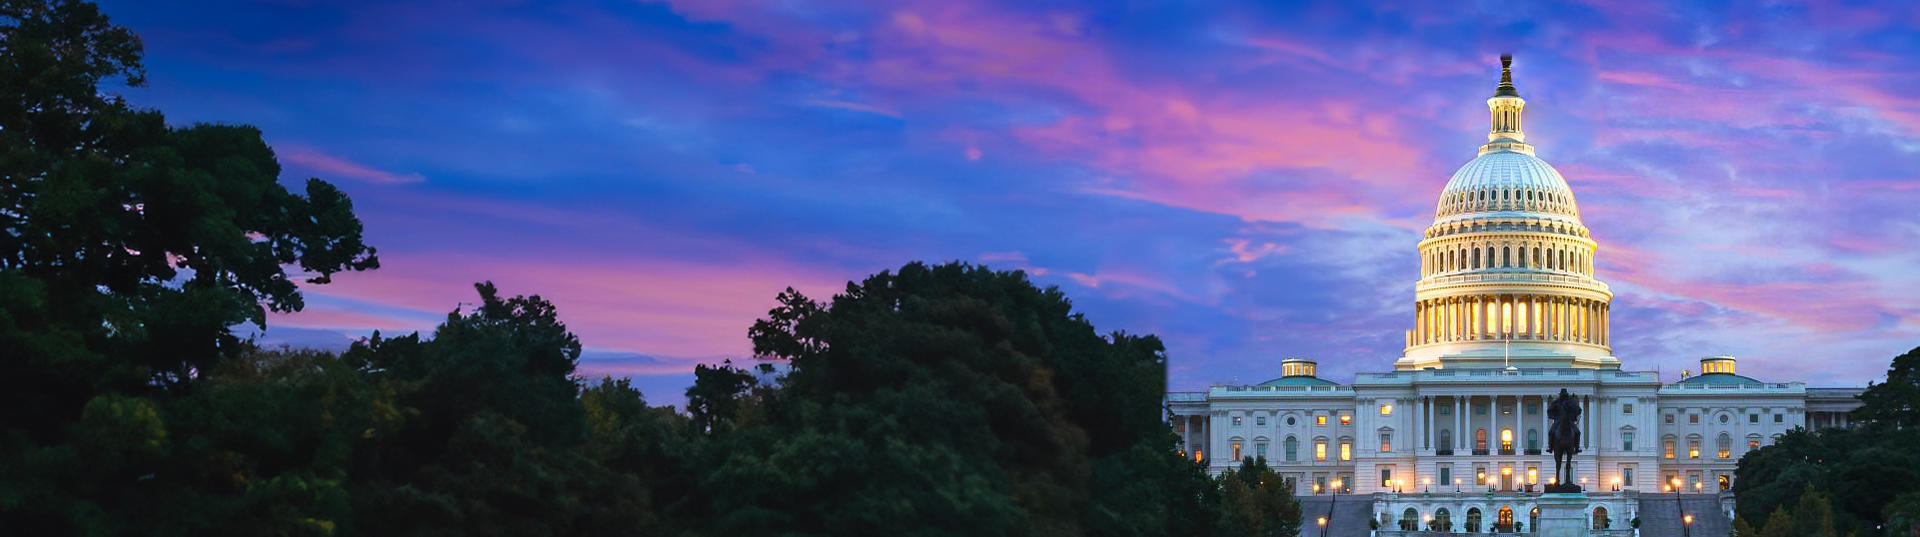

1535,492,1590,537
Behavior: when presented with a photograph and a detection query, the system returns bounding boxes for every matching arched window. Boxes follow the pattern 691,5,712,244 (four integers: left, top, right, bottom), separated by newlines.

1476,428,1489,451
1746,434,1762,452
1498,507,1514,532
1530,507,1541,532
1499,428,1514,453
1592,506,1610,530
1533,247,1543,267
1435,508,1453,532
1688,435,1702,459
1402,508,1420,531
1438,429,1453,451
1473,249,1481,269
1285,436,1299,462
1663,435,1677,459
1502,246,1511,267
1717,433,1733,459
1466,508,1483,533
1526,429,1539,452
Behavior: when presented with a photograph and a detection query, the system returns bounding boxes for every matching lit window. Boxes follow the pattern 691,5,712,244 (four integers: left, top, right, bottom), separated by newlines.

1664,439,1675,459
1233,416,1243,426
1315,441,1328,461
1747,439,1760,450
1717,434,1732,459
1689,414,1699,424
1381,433,1392,452
1317,415,1328,426
1233,443,1243,461
1688,440,1700,459
1526,467,1538,485
1380,404,1394,416
1381,468,1393,488
1340,441,1352,461
1500,429,1514,451
1340,414,1352,426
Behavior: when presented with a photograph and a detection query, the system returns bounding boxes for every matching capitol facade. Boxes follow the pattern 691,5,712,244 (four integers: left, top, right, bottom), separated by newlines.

1166,57,1863,535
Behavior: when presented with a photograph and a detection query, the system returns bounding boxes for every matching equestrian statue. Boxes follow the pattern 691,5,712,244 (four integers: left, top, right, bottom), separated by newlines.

1546,388,1583,493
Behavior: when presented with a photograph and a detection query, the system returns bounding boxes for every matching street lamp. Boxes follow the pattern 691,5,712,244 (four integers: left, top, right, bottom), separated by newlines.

1694,482,1703,493
1454,477,1461,493
1423,477,1432,493
1612,476,1623,492
1683,513,1694,537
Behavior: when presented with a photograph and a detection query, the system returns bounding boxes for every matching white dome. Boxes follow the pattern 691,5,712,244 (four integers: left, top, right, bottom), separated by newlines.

1434,150,1580,219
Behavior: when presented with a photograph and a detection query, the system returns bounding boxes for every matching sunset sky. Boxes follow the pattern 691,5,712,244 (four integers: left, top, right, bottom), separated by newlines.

101,0,1920,405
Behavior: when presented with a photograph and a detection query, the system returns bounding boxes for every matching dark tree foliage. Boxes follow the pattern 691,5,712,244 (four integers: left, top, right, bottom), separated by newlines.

1734,346,1920,537
720,262,1291,537
1,1,375,533
3,2,1297,535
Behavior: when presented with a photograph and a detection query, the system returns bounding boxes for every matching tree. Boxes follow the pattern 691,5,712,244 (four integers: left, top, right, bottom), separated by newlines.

1854,346,1920,428
2,1,375,533
722,261,1254,537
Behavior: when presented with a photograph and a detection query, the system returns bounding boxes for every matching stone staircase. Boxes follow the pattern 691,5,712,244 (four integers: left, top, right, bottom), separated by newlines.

1296,495,1376,537
1638,494,1730,537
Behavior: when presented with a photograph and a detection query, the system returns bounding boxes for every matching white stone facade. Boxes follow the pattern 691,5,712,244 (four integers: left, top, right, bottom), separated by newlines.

1166,57,1861,532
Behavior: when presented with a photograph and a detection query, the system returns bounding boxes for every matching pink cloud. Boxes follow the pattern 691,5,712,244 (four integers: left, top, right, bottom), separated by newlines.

278,145,426,184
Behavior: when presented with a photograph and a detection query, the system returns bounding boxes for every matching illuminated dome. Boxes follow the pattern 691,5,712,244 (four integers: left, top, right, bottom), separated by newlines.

1435,151,1581,220
1396,55,1617,371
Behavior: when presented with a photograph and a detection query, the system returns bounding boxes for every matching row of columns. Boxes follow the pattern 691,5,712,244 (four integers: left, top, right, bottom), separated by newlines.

1422,243,1592,277
1412,294,1609,347
1420,394,1594,454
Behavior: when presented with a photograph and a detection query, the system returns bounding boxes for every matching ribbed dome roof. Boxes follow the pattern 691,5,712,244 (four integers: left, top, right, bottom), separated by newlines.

1434,150,1580,218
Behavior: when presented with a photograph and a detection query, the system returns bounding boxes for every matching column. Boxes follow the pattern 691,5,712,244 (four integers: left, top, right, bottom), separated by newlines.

1457,396,1466,453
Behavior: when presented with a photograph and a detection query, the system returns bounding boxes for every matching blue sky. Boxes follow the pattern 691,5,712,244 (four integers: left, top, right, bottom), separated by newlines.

100,0,1920,406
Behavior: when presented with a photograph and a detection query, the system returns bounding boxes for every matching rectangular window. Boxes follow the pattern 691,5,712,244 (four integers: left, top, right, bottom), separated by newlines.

1233,416,1243,426
1439,405,1453,416
1257,443,1268,459
1340,442,1352,461
1317,415,1328,426
1525,404,1538,416
1775,414,1784,423
1339,414,1352,426
1665,414,1675,424
1380,403,1394,416
1623,403,1634,414
1664,440,1675,459
1688,440,1701,459
1257,416,1267,426
1624,467,1635,486
1315,441,1328,461
1748,439,1759,450
1381,468,1393,488
1381,433,1392,452
1314,477,1327,494
1689,414,1700,424
1439,466,1452,487
1233,443,1243,461
1475,404,1488,415
1749,414,1758,423
1623,432,1635,451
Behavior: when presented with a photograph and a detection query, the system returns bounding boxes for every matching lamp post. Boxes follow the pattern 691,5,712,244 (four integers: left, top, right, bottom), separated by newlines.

1317,516,1328,537
1683,513,1694,537
1454,477,1461,493
1612,476,1623,492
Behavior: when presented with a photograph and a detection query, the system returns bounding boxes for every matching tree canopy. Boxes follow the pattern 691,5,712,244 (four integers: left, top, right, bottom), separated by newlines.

0,1,1292,535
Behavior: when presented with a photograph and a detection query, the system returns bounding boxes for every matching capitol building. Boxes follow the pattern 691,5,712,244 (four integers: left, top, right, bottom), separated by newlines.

1166,57,1863,535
